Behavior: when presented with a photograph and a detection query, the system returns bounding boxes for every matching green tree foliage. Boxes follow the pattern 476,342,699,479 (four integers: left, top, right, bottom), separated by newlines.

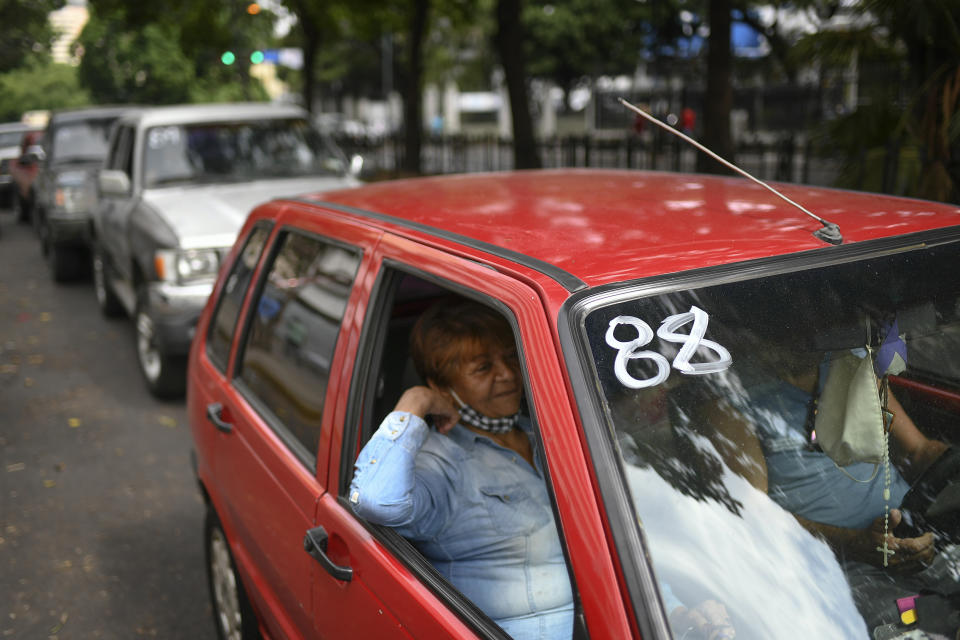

0,0,64,73
76,0,272,106
0,59,90,122
797,0,960,202
76,16,196,104
523,0,651,106
278,0,481,174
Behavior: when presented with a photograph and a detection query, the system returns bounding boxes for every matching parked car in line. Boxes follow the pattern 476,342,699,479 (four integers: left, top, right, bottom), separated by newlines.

92,101,361,398
187,168,960,640
0,121,42,213
29,105,134,280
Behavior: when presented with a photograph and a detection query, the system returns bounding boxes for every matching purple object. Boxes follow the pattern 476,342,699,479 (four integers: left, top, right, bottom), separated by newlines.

896,595,918,614
875,319,908,377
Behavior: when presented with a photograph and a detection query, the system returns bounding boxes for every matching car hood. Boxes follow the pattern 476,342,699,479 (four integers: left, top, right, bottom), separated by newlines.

143,175,359,250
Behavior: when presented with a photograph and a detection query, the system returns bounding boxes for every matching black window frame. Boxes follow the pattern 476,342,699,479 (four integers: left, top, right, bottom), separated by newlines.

105,124,130,173
231,225,363,470
339,258,589,640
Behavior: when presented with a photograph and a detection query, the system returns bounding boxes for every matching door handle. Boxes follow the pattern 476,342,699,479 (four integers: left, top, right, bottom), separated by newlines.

304,526,353,582
205,402,233,433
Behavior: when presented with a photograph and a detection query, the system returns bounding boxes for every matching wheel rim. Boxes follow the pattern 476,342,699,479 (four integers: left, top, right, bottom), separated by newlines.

136,311,161,382
93,253,108,307
209,527,243,640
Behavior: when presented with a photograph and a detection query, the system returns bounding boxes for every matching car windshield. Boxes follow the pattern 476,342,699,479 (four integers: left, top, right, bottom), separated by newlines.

142,118,346,188
576,235,960,639
51,119,115,162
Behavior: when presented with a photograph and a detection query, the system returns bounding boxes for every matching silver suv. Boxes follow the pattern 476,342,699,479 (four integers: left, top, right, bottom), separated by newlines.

92,102,361,397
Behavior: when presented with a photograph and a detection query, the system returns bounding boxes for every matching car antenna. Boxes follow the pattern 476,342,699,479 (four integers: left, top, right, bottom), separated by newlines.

618,97,843,245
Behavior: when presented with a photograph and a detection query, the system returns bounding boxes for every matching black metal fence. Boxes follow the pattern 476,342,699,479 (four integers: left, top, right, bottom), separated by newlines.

336,130,843,188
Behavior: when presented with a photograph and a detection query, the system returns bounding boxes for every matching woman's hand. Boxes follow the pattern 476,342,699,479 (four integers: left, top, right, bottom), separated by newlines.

394,386,459,434
670,600,735,639
858,509,936,572
797,509,934,572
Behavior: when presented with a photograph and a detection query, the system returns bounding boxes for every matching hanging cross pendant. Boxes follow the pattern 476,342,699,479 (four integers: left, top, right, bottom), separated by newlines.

877,542,895,567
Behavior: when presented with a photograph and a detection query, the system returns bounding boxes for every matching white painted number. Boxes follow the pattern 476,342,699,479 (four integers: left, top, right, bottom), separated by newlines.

604,316,670,389
605,306,732,388
656,306,732,375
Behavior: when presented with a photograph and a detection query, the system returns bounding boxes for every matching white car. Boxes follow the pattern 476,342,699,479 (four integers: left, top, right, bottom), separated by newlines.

92,102,361,397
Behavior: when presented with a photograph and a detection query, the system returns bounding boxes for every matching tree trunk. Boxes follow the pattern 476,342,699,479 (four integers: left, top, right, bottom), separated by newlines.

301,35,317,114
292,0,318,114
697,0,734,174
495,0,541,169
401,0,429,175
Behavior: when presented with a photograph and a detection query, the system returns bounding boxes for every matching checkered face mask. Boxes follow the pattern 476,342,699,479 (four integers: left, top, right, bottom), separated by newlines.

449,389,519,434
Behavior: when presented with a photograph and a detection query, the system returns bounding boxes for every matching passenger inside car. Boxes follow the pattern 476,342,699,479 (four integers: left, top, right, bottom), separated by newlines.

717,342,960,637
591,243,960,639
683,316,960,636
349,299,575,639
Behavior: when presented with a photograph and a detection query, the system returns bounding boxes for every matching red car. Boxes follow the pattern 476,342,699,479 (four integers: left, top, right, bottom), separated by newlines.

188,169,960,640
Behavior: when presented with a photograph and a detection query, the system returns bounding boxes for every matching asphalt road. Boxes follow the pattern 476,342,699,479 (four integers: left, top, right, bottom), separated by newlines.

0,208,216,639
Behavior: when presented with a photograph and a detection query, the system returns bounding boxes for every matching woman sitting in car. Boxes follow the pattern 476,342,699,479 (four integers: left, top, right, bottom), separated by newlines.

349,299,574,639
350,300,735,640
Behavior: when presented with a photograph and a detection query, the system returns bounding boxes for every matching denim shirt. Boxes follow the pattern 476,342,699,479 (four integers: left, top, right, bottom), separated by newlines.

349,412,574,640
740,375,909,529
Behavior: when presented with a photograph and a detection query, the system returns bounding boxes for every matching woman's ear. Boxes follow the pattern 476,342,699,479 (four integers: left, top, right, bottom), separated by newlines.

427,379,454,403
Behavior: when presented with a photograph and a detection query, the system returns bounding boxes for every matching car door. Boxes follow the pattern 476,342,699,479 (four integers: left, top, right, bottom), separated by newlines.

98,123,138,285
192,211,384,638
308,231,630,639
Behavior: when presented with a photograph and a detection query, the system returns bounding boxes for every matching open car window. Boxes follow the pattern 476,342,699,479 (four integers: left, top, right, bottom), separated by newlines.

342,266,580,640
576,238,960,639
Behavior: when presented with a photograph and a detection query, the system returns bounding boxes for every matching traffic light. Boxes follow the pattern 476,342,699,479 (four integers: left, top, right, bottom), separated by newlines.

221,51,236,65
250,50,265,65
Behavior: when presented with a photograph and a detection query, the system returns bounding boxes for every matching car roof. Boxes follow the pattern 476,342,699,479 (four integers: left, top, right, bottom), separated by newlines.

0,121,37,134
300,169,960,290
122,102,307,128
48,105,137,124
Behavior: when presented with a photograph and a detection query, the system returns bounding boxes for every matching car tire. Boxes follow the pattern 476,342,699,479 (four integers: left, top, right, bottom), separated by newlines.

135,288,186,398
205,509,261,640
92,245,123,317
48,243,84,283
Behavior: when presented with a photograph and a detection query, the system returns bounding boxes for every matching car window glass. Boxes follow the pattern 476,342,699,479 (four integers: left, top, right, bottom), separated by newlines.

238,230,360,464
578,240,960,639
142,119,345,188
206,225,271,373
50,118,115,162
347,269,578,639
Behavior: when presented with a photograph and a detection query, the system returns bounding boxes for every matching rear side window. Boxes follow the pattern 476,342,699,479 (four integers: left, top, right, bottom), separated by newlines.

206,224,271,372
237,230,361,463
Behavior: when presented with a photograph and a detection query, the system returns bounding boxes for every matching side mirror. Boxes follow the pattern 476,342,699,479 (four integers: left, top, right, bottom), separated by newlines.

349,154,364,178
98,169,131,197
20,144,45,165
